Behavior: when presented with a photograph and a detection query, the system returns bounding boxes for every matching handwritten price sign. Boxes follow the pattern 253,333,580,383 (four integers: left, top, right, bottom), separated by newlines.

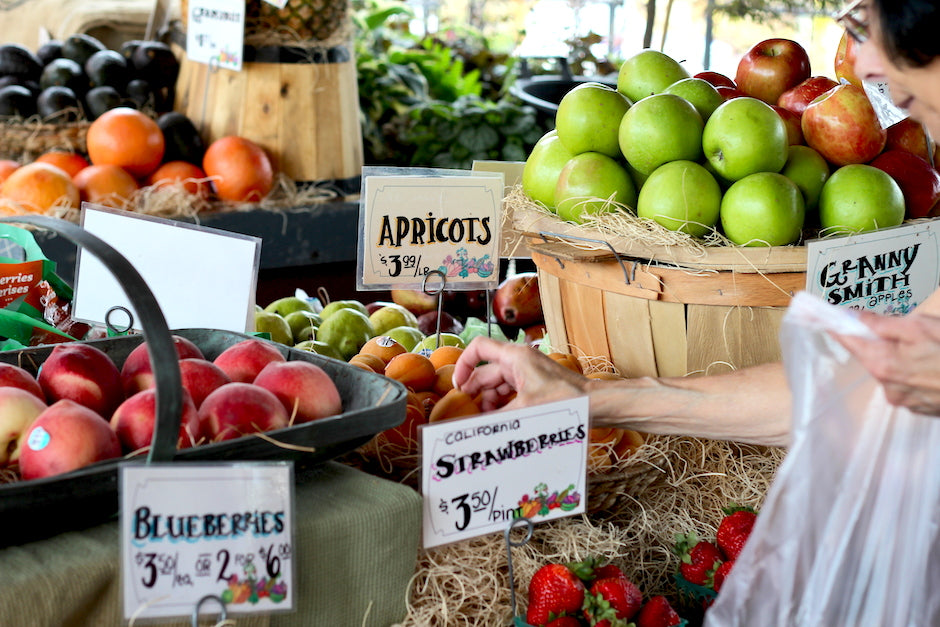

357,174,503,291
185,0,245,70
120,463,294,620
420,398,589,548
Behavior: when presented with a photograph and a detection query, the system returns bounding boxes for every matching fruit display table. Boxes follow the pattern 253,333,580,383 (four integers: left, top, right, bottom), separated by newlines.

0,461,421,626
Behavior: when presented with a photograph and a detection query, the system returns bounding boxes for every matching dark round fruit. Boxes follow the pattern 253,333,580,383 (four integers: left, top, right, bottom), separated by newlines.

119,40,144,64
36,85,81,121
130,41,179,90
85,49,129,91
124,78,153,109
61,33,107,68
157,111,206,165
39,57,88,94
84,85,123,120
36,40,64,66
0,44,43,82
0,84,37,118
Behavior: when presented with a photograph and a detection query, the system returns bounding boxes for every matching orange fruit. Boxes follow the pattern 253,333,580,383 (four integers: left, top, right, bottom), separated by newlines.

35,150,90,178
86,107,165,178
0,162,79,213
202,135,274,202
547,352,583,374
72,164,140,208
146,160,210,197
0,160,20,186
383,352,436,392
347,353,386,374
359,336,406,364
586,371,622,380
432,364,456,396
429,345,464,369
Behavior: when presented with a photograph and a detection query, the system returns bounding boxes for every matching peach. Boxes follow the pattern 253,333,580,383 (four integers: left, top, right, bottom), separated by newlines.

199,382,289,441
0,362,44,400
110,388,201,453
179,358,231,408
253,360,343,424
212,339,286,383
19,399,122,480
120,335,205,396
0,387,47,467
38,342,124,417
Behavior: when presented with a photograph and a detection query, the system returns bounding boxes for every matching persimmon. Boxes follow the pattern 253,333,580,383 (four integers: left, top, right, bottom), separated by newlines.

0,162,79,213
202,135,274,202
86,107,165,178
35,150,89,178
146,160,210,197
73,164,139,208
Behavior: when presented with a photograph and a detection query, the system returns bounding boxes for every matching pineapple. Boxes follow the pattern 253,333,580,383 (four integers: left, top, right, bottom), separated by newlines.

247,0,349,42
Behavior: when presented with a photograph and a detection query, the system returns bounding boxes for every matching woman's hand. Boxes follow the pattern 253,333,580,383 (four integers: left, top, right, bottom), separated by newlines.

835,310,940,416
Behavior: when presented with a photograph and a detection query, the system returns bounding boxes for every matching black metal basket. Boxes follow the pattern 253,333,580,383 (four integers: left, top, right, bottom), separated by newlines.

0,215,407,546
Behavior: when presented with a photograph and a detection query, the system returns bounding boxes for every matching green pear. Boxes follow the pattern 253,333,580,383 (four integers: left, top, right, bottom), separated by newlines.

319,299,368,320
384,326,425,352
264,296,315,316
294,324,318,344
316,308,375,360
254,310,293,346
369,304,419,336
284,310,322,342
294,340,343,361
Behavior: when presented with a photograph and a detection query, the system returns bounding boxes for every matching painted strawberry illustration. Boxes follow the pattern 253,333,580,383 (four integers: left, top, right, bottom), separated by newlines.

582,563,642,626
526,563,586,626
635,595,682,627
674,533,723,587
716,506,757,561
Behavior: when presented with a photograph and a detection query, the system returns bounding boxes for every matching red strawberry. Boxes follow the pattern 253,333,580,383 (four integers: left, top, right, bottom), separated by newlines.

716,507,757,561
713,560,735,592
526,563,586,626
546,616,585,627
674,534,723,587
583,569,643,626
635,595,682,627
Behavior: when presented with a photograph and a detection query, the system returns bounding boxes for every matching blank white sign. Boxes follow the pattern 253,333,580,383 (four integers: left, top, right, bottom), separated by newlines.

73,205,261,333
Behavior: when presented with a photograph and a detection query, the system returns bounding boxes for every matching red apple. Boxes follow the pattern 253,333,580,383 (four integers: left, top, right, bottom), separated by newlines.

38,343,124,418
777,76,840,116
834,30,861,88
735,38,811,105
717,85,748,101
694,71,736,89
253,360,342,424
0,362,44,400
772,105,805,146
120,335,205,396
110,388,201,453
212,339,286,383
179,358,231,408
19,399,122,480
802,84,887,166
198,382,290,441
885,118,933,162
0,387,47,467
870,150,940,219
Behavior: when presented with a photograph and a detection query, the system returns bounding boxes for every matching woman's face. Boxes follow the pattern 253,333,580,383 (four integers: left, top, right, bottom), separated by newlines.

853,2,940,139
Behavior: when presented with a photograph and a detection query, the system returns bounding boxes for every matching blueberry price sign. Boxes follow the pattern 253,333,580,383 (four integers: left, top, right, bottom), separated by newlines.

120,463,295,620
357,174,503,291
420,397,589,549
806,221,940,315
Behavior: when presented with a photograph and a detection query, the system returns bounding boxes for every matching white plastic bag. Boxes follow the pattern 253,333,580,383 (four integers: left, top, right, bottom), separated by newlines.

704,292,940,627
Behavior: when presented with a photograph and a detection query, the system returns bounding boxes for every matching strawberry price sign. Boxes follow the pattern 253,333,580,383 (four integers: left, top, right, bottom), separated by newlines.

420,397,589,549
120,463,295,620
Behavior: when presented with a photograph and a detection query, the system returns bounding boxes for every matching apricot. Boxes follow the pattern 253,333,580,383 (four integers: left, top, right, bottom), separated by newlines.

429,388,481,422
429,345,464,369
586,371,623,380
384,352,436,392
412,390,441,419
547,352,583,374
348,353,386,374
383,403,426,449
359,335,407,364
612,429,645,460
432,364,457,397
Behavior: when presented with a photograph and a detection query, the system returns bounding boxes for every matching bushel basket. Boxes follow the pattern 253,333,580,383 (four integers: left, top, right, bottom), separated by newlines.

0,215,406,546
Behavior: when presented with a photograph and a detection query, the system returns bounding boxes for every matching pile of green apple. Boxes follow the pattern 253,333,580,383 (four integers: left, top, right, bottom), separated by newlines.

522,37,940,246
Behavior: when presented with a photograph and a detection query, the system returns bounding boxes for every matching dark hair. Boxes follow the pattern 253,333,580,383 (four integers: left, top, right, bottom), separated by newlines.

874,0,940,67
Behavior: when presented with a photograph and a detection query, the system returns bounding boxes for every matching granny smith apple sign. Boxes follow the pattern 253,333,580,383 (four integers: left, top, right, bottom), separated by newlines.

703,97,788,182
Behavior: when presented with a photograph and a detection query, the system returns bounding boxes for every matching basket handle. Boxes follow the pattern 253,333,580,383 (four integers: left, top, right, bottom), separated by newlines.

0,215,183,464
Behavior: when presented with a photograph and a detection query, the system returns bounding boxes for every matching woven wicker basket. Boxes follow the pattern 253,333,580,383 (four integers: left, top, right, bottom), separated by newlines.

0,119,90,163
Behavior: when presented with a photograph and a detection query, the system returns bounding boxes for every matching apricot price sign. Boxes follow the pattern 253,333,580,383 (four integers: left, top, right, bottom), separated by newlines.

420,397,589,549
120,463,294,620
185,0,245,71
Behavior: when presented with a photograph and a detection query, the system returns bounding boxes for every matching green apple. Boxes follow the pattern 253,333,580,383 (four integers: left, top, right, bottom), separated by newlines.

319,299,368,320
637,160,722,238
661,78,724,121
555,82,632,158
284,310,321,342
369,303,419,336
819,164,905,234
254,310,294,345
619,93,704,176
294,340,343,361
617,49,690,104
385,325,425,352
522,130,576,209
264,296,315,317
780,145,830,212
315,308,375,360
703,97,788,182
413,332,466,355
720,172,805,246
554,152,637,223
